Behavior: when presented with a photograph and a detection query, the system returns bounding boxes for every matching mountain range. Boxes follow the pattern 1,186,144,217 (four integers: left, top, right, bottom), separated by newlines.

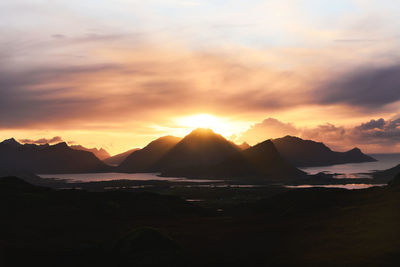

0,131,376,180
271,136,376,167
118,128,305,181
0,138,110,174
71,145,111,160
118,136,182,172
153,128,241,174
103,148,140,166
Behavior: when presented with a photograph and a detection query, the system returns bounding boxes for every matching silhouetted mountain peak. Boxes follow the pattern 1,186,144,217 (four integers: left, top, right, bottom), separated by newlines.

276,135,331,150
1,138,21,147
180,128,230,145
253,139,275,149
155,129,239,173
243,140,282,159
348,147,362,153
281,135,302,141
118,135,182,172
103,148,140,166
71,145,111,160
52,142,69,149
144,136,183,151
187,128,217,137
0,140,111,174
238,142,251,150
271,136,376,167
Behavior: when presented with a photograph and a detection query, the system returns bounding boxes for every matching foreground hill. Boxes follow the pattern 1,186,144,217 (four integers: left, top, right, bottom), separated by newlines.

154,128,240,174
71,145,111,160
272,136,376,167
103,148,140,166
374,164,400,182
2,174,399,266
118,136,182,172
162,138,306,181
0,138,111,174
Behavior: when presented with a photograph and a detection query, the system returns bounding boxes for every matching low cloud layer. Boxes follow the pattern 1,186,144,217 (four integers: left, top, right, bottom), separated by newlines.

18,136,63,145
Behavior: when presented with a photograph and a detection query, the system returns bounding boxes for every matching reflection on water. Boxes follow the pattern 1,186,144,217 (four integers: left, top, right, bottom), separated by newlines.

285,184,386,190
182,184,265,188
301,153,400,178
186,199,203,202
104,185,153,190
39,172,222,183
333,173,372,179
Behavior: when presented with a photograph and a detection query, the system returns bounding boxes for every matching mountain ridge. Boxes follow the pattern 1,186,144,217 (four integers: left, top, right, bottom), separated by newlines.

271,135,376,167
118,136,182,173
0,138,111,174
157,129,305,181
71,145,111,160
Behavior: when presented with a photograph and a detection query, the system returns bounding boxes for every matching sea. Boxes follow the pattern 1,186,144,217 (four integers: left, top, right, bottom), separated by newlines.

39,153,400,190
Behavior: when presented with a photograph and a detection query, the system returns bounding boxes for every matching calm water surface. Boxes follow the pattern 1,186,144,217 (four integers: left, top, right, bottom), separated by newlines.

39,154,400,190
285,184,386,190
39,172,222,183
300,153,400,178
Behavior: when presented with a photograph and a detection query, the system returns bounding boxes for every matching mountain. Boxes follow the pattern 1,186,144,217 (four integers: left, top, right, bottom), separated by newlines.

162,138,305,181
388,173,400,187
0,138,111,174
104,148,140,166
118,136,182,172
271,136,376,167
374,164,400,183
71,145,110,160
154,128,240,173
238,142,251,150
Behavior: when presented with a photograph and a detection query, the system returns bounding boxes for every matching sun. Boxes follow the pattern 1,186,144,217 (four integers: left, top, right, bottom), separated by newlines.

177,114,221,129
175,113,230,135
172,113,250,139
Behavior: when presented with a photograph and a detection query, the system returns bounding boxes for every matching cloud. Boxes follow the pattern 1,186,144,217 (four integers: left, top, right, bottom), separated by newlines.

357,118,386,130
238,118,299,144
0,37,317,130
238,116,400,152
316,64,400,108
19,136,63,145
301,124,346,143
351,118,400,144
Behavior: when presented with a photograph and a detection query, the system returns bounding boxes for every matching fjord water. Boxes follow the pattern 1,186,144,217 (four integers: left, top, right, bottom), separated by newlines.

300,153,400,178
39,172,219,183
39,154,400,190
285,184,386,190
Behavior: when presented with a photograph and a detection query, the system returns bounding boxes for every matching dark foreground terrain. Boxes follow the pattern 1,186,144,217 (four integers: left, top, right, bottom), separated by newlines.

1,175,400,267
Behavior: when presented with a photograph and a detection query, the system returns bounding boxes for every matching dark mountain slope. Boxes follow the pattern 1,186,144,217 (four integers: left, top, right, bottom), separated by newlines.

104,148,140,166
71,145,111,160
272,136,376,167
238,142,251,150
0,138,111,174
118,136,182,172
154,128,240,173
162,138,305,181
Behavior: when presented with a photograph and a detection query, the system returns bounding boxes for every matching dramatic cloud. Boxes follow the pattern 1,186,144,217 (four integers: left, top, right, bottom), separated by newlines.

317,64,400,108
351,118,400,144
238,118,299,145
1,0,400,153
239,117,400,153
19,136,63,145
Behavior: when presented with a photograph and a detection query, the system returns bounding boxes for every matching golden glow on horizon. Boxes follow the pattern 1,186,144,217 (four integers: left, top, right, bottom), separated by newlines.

175,113,242,138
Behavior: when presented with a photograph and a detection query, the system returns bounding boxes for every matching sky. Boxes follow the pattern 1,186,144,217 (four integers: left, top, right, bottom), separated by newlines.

1,0,400,155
